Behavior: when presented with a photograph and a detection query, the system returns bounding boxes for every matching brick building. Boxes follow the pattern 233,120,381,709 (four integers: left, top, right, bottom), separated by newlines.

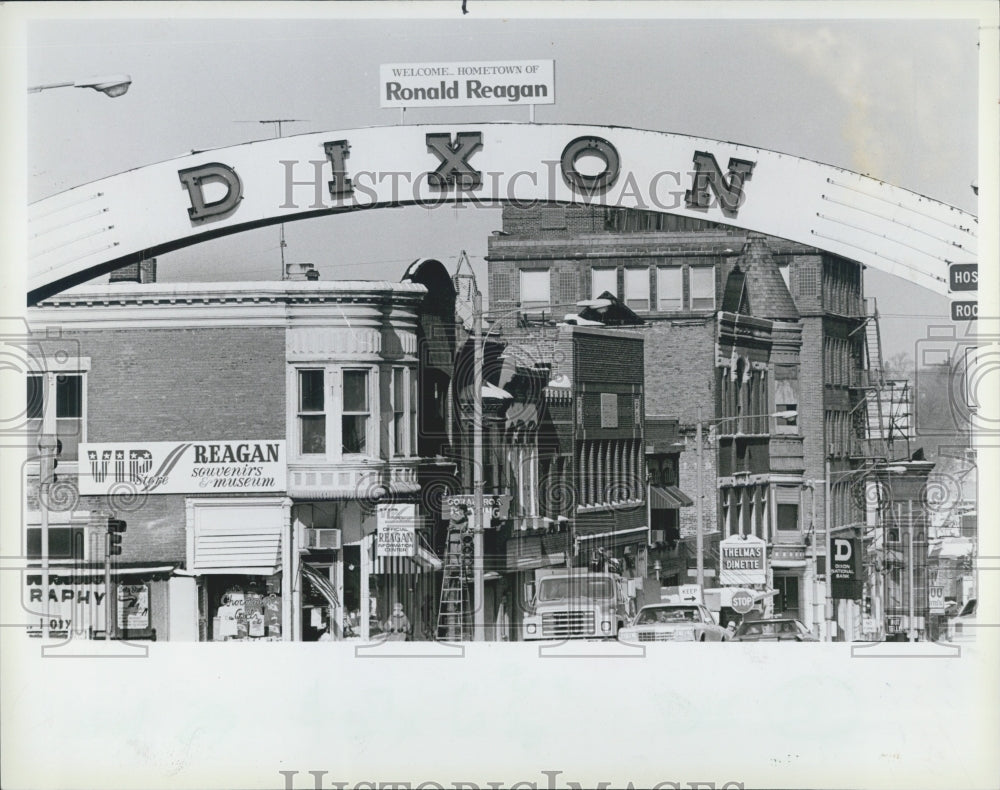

486,204,884,633
25,278,433,642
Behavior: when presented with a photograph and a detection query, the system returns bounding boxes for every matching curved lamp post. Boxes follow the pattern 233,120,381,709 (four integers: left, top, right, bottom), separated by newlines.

28,74,132,97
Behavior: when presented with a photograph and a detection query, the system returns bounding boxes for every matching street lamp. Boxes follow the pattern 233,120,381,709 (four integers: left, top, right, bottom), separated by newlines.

28,74,132,98
692,409,798,590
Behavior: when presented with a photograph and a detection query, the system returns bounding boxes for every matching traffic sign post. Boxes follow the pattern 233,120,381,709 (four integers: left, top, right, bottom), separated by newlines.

730,589,755,614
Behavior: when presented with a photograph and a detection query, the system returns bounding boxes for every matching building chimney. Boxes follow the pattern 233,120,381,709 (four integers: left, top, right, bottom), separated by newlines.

110,258,157,284
285,262,317,281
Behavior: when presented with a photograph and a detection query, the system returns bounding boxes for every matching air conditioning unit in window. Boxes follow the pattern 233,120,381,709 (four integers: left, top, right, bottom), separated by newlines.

303,528,342,550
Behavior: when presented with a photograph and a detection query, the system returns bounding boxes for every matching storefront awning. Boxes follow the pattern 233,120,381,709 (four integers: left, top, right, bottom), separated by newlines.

649,485,694,509
24,565,177,583
300,561,339,608
373,544,443,574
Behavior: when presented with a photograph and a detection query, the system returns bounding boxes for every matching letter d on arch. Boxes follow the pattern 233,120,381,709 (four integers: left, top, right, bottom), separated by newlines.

178,162,243,223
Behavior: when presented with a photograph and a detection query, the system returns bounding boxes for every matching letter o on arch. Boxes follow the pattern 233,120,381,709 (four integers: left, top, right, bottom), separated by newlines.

560,135,621,195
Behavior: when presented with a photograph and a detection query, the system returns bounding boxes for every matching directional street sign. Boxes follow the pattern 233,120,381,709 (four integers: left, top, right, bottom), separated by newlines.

951,301,978,321
948,263,978,292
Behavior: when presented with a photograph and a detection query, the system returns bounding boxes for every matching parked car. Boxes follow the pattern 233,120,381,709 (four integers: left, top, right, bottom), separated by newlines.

617,603,729,642
947,598,977,643
730,618,818,642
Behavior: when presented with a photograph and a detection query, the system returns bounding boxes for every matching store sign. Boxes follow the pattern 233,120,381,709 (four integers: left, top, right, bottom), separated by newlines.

117,583,149,630
380,60,555,108
830,536,862,600
719,535,767,586
78,440,285,495
444,493,511,524
24,573,107,636
376,503,417,557
929,585,946,614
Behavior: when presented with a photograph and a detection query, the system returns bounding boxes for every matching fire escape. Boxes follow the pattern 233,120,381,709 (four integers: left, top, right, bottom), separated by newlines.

849,297,911,464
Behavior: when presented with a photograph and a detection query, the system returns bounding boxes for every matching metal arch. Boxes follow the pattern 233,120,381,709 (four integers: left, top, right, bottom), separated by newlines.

27,123,976,304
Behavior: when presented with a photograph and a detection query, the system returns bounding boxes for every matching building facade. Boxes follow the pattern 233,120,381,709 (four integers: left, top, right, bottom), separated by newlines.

25,279,434,641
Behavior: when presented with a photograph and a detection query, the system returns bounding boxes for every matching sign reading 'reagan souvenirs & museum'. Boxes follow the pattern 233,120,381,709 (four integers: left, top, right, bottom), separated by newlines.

78,441,286,495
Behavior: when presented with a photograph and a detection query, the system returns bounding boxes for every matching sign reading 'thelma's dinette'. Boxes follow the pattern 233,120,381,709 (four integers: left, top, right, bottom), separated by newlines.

719,535,767,586
78,441,285,495
380,60,555,108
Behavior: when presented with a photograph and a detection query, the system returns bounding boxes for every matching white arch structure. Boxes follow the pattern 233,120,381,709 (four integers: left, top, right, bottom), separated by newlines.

28,123,976,304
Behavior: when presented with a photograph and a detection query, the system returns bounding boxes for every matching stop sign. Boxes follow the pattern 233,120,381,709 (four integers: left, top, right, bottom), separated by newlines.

730,590,754,614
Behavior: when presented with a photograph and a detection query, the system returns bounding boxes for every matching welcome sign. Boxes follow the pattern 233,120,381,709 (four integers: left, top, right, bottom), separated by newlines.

78,440,286,495
380,60,555,108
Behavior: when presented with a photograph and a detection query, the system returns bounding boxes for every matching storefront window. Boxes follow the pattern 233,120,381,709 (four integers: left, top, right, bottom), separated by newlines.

298,369,326,454
342,370,370,454
205,574,282,641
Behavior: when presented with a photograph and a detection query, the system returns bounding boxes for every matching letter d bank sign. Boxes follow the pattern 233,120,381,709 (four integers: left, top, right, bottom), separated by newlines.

830,536,862,600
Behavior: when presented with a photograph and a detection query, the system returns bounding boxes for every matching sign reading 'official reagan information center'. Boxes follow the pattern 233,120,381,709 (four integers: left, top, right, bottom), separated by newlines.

78,441,286,495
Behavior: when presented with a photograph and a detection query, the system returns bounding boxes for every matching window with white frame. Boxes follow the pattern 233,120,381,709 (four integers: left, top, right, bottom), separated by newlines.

391,367,408,457
689,266,716,310
591,267,617,300
624,268,650,311
298,370,326,455
26,372,85,461
519,269,551,309
656,267,683,312
341,369,370,455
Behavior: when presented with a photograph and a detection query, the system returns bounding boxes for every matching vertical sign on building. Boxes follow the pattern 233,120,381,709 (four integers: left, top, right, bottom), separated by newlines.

830,535,862,599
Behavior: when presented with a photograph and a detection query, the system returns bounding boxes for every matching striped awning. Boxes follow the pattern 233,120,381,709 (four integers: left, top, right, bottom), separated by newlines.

650,485,694,509
300,561,339,608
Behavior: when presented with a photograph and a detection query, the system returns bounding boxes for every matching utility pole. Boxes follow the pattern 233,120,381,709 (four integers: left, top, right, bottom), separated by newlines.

907,498,916,641
695,405,704,590
472,282,485,641
824,457,833,641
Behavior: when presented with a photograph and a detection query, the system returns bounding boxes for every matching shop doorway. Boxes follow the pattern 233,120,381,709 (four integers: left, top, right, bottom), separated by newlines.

774,574,801,620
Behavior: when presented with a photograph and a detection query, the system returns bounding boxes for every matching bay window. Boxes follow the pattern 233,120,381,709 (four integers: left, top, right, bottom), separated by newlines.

341,370,370,455
298,370,326,455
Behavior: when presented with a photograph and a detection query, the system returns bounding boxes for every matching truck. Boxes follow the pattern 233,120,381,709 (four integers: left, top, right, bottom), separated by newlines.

521,568,637,640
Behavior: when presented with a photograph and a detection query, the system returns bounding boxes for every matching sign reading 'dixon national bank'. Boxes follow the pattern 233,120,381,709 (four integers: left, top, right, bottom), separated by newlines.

380,60,555,108
78,441,286,495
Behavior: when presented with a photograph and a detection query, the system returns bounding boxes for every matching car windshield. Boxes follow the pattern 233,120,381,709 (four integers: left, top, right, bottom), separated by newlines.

635,607,701,625
537,577,613,602
737,620,803,636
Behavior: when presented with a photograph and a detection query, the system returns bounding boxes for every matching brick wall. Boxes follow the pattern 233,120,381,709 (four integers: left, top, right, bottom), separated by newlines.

74,326,286,441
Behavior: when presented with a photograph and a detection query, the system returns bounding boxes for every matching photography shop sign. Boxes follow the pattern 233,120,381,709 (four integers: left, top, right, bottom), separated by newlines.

78,440,286,495
28,124,974,305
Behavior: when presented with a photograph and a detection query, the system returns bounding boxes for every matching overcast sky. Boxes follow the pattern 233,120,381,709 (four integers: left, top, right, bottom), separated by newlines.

22,12,982,358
